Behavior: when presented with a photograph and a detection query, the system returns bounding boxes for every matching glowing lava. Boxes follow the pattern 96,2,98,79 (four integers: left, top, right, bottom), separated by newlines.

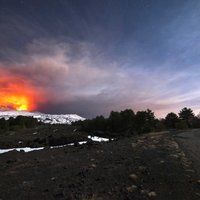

1,95,29,111
0,68,46,111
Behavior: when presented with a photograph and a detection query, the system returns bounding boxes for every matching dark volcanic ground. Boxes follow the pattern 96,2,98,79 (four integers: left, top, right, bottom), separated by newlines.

174,129,200,177
0,130,200,200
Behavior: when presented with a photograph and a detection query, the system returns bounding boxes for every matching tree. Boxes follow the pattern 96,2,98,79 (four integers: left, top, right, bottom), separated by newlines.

108,111,123,132
0,118,9,132
155,118,166,131
178,107,195,128
165,112,179,129
93,115,107,131
191,116,200,128
175,120,188,130
120,109,135,131
135,109,156,133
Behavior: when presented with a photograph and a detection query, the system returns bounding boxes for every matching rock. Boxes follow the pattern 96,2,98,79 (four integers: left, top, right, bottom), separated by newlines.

91,164,97,168
22,181,28,186
129,174,138,181
197,180,200,184
127,185,138,193
53,189,64,198
148,191,157,197
185,169,195,173
149,144,156,149
183,164,190,168
22,181,33,188
140,189,149,194
137,140,144,144
196,192,200,197
139,166,147,172
170,154,179,158
131,143,137,148
51,177,56,181
160,160,165,163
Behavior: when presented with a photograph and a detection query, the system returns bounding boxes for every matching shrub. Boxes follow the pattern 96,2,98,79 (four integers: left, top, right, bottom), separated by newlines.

165,112,179,129
175,120,188,130
0,116,39,132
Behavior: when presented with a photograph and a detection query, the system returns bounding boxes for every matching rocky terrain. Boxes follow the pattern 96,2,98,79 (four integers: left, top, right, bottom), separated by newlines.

0,130,200,200
174,129,200,177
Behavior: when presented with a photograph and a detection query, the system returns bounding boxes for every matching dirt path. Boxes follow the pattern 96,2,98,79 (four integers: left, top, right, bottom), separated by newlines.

0,132,199,200
174,129,200,176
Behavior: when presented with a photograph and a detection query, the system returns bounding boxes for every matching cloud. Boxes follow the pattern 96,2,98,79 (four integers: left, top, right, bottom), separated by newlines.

1,38,200,117
0,39,127,114
0,67,46,110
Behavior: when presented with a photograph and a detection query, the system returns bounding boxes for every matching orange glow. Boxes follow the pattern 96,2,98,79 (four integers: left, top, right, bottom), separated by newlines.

1,94,29,111
0,68,46,111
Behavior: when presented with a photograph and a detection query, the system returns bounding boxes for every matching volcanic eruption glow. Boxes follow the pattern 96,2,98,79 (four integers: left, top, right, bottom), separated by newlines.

0,68,46,111
0,94,29,111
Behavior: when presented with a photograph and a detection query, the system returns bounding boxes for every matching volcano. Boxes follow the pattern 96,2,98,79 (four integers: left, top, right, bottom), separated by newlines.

0,110,85,124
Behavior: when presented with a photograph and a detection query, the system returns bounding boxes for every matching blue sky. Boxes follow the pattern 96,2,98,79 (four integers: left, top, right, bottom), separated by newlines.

0,0,200,117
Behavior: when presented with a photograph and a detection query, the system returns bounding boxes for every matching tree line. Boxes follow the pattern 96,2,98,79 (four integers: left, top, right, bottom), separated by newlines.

0,116,39,133
74,107,200,137
0,107,199,136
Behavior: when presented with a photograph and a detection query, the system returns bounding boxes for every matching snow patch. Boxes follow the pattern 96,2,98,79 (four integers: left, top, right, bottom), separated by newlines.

88,135,110,142
0,147,44,154
0,110,85,124
0,136,112,154
0,140,87,154
78,141,87,145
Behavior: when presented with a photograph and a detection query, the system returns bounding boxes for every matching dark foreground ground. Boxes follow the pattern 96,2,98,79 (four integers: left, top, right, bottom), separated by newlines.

174,129,200,175
0,130,200,200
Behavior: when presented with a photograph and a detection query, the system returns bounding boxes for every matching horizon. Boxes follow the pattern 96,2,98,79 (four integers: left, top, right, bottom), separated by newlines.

1,0,200,118
0,107,199,120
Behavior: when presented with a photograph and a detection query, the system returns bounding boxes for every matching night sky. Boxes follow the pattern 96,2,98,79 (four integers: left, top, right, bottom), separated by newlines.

0,0,200,118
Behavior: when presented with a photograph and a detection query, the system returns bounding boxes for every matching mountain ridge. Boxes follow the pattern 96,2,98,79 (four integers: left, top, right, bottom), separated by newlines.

0,110,85,124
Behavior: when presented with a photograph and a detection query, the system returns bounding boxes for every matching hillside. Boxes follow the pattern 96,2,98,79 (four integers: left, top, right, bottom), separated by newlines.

0,110,85,124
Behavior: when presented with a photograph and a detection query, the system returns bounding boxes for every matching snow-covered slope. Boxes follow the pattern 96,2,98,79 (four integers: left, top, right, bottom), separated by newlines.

0,110,85,124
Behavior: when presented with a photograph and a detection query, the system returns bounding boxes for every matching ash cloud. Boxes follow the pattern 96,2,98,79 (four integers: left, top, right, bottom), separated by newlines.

1,39,200,118
0,39,152,116
1,39,129,116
